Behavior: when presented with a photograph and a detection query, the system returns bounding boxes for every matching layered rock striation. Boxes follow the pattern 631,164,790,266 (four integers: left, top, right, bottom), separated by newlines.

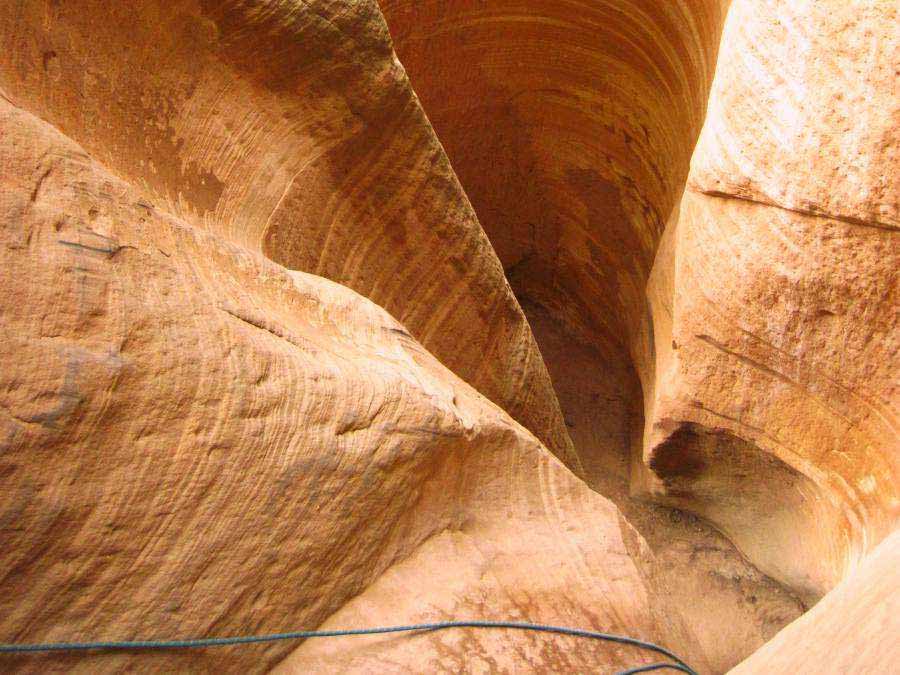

0,95,706,673
639,0,899,602
380,0,899,605
0,0,575,465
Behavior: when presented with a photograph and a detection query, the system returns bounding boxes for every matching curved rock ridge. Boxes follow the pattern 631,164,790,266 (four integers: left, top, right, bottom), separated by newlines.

0,0,576,465
639,0,899,602
731,529,900,674
0,97,707,674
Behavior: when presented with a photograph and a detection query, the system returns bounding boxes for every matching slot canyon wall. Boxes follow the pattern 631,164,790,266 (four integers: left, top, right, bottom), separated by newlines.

381,0,898,606
0,0,896,673
639,0,898,602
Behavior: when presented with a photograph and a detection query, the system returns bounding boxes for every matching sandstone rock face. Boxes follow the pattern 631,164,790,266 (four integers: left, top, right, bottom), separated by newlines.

382,0,898,604
378,0,729,354
638,0,899,603
0,0,897,673
0,0,575,465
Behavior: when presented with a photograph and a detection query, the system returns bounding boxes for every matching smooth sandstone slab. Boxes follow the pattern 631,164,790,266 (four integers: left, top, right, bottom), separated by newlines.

689,0,898,229
730,530,900,674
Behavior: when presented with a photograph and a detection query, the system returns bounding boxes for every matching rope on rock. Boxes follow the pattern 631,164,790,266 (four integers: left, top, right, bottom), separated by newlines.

0,619,698,674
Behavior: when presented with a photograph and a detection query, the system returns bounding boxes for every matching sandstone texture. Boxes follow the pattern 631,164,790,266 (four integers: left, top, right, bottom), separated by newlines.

0,97,701,674
0,0,897,674
379,0,729,352
731,529,900,674
638,0,899,603
0,0,575,465
380,0,898,622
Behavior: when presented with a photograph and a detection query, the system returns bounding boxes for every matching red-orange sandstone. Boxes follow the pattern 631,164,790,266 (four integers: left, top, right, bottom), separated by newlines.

0,0,896,673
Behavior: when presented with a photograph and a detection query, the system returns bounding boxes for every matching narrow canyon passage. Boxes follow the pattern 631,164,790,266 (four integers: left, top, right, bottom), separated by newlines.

377,0,811,668
377,0,900,635
377,0,727,351
522,302,804,671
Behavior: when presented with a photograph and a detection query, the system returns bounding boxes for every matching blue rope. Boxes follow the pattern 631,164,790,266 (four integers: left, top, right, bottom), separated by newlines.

0,620,697,674
618,664,695,674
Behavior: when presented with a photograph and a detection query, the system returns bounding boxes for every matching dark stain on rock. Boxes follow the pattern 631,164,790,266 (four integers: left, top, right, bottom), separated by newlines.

650,423,708,480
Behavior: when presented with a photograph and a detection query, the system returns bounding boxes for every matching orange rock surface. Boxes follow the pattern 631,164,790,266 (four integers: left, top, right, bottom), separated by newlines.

0,0,575,465
731,529,900,674
638,0,899,603
0,95,704,674
0,0,896,673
